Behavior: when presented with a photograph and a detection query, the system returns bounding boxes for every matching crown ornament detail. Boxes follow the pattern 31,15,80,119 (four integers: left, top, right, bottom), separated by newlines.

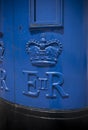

26,35,63,67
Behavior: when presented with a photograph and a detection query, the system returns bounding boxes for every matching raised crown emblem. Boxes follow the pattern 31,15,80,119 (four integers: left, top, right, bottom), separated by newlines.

26,35,63,67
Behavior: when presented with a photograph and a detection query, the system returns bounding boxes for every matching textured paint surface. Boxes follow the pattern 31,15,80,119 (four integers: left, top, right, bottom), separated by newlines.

0,0,87,110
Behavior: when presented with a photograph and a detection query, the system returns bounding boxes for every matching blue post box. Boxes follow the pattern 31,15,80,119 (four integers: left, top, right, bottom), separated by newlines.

0,0,88,129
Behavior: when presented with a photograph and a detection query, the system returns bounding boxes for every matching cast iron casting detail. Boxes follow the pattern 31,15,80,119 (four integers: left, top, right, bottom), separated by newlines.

26,35,63,67
22,70,69,98
0,42,8,91
0,41,4,63
0,68,8,91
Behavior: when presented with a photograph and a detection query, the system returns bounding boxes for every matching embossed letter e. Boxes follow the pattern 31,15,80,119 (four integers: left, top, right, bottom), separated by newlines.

23,71,40,97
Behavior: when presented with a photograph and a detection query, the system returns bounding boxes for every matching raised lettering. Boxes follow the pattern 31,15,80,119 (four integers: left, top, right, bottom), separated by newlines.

38,78,47,90
46,72,69,98
0,68,8,91
23,71,40,97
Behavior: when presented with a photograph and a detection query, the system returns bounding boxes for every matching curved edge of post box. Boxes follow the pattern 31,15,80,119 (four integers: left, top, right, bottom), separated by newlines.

0,98,88,129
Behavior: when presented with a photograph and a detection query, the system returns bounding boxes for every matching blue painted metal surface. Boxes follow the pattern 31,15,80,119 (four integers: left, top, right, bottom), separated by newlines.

0,0,14,102
0,0,87,110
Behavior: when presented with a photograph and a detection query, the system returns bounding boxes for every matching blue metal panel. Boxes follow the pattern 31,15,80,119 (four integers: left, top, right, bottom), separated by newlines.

0,0,15,102
0,0,87,110
62,0,87,109
13,0,87,110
